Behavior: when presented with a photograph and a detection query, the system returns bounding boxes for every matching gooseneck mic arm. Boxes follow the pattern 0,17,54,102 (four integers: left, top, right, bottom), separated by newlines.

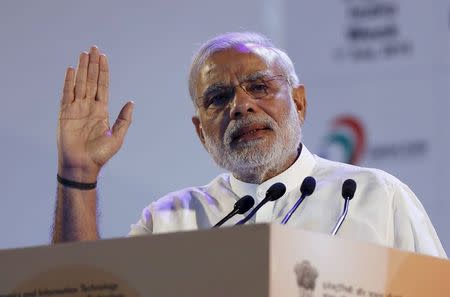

331,179,357,236
281,176,316,224
213,195,255,228
236,182,286,225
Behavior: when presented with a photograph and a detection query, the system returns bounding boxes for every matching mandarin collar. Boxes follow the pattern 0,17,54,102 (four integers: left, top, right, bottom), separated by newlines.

229,144,317,203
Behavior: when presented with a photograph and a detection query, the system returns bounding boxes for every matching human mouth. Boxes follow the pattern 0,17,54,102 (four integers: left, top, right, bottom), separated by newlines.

231,124,271,143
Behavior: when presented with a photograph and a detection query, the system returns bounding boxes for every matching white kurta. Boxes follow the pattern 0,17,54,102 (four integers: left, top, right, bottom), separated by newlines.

129,145,447,258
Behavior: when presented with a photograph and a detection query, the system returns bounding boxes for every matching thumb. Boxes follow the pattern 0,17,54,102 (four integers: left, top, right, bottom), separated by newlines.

112,101,134,140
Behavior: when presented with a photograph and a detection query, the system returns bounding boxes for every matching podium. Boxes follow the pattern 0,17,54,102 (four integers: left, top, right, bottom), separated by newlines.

0,224,449,297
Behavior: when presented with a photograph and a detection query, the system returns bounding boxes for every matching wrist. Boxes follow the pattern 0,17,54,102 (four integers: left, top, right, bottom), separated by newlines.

57,174,97,190
57,166,99,183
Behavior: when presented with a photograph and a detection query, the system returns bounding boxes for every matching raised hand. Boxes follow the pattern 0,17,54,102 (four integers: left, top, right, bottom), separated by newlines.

57,46,134,182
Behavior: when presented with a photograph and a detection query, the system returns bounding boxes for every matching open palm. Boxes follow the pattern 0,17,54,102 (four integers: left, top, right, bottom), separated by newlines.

58,47,134,181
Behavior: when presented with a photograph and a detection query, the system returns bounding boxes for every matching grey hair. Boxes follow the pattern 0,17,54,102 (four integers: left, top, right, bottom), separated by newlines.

188,32,300,105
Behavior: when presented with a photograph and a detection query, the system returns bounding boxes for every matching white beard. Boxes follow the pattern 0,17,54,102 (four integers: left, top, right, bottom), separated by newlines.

203,104,302,183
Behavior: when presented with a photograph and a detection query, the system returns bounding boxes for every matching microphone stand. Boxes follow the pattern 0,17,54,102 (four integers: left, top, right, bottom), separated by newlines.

331,197,350,235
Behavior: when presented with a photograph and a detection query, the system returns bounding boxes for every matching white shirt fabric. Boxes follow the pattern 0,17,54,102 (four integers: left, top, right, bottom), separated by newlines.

129,145,447,258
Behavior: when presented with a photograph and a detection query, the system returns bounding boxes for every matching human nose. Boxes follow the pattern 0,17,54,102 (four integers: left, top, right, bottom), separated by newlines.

229,86,256,120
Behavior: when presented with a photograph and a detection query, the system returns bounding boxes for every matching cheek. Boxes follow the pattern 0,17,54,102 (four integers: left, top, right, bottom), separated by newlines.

200,113,229,140
259,100,291,123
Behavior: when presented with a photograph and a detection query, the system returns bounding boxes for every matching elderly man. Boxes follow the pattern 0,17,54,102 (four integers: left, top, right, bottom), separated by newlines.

52,32,446,258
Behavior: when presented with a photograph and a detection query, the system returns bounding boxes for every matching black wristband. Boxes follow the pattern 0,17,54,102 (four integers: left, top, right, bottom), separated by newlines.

57,174,97,190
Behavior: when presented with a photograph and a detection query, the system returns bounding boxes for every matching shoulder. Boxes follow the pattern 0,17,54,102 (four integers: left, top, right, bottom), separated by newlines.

313,154,405,194
128,173,233,235
149,173,232,211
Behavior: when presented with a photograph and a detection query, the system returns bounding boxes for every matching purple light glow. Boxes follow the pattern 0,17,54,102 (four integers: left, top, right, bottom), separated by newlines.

234,43,252,53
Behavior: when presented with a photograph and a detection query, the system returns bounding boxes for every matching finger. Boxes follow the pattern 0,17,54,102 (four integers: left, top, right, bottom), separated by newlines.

96,54,109,103
85,46,100,100
61,67,75,105
112,101,134,140
74,52,89,99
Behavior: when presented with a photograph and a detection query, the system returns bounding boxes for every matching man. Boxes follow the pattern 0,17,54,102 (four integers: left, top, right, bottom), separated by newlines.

52,32,446,258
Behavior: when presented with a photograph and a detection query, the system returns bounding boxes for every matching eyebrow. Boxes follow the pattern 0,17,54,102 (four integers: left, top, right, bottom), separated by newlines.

202,83,229,97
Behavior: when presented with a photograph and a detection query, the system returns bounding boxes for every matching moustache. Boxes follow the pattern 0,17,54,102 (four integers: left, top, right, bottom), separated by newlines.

223,115,277,146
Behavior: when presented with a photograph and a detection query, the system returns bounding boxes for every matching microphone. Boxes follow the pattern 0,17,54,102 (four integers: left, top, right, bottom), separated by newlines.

213,195,255,227
281,176,316,224
331,179,357,235
236,182,286,225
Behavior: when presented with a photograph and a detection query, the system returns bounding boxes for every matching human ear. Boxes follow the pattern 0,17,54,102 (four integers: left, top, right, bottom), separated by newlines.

192,116,206,145
292,84,307,124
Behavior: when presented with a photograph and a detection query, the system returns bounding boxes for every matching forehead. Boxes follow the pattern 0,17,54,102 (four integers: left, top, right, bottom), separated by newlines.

196,46,280,93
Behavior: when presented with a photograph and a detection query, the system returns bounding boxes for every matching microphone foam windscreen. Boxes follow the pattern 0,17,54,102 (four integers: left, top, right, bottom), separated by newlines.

266,182,286,201
235,195,255,214
342,179,357,199
300,176,316,196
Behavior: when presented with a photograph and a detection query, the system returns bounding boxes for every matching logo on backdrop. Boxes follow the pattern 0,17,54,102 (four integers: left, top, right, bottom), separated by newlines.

294,260,318,297
334,0,413,62
320,115,366,165
320,114,428,165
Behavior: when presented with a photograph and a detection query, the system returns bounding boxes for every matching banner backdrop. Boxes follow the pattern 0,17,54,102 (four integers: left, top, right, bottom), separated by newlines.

286,0,450,251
